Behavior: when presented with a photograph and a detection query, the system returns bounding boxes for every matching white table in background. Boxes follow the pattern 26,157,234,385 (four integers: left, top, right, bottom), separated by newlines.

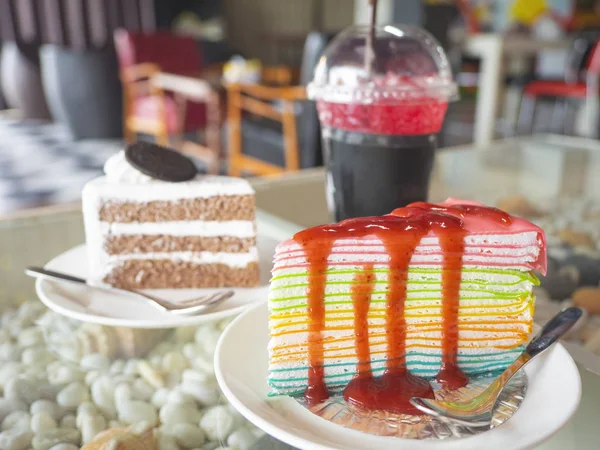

460,33,569,147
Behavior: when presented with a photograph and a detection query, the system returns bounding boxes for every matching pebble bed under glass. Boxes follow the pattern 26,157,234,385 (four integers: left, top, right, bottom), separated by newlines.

0,301,264,450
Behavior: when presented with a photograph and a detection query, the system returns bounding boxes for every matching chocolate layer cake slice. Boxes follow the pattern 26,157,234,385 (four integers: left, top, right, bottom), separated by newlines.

82,144,259,289
267,199,546,414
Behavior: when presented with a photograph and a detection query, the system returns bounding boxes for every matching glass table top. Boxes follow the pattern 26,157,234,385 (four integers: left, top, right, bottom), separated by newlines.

2,134,600,450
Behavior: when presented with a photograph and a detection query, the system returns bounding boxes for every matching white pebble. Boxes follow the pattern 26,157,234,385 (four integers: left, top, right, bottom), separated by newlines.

227,428,257,450
48,445,78,450
159,403,201,425
108,420,125,428
80,354,110,372
182,343,203,361
182,370,208,385
150,355,163,369
131,378,155,401
202,443,219,450
4,378,33,403
151,388,170,408
30,400,61,421
138,361,164,389
31,428,81,450
113,374,135,385
17,328,44,348
225,405,246,429
0,398,27,422
1,411,31,431
59,415,76,429
180,382,220,406
114,383,133,412
156,432,180,450
249,427,265,439
48,365,84,386
57,383,89,409
195,327,220,355
31,412,57,433
0,428,33,450
91,377,117,419
109,360,125,374
169,423,206,448
7,377,56,404
21,347,54,367
162,352,187,373
84,370,100,386
0,363,24,388
118,401,158,426
166,389,194,406
80,415,106,444
199,406,234,442
123,360,140,376
191,357,215,376
0,343,21,361
76,402,98,429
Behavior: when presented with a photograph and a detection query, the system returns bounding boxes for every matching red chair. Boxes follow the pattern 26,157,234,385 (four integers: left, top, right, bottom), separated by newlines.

114,29,208,146
517,40,600,134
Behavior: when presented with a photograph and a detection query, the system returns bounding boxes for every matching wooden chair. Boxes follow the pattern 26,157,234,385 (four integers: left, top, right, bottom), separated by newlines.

225,32,332,177
114,30,220,166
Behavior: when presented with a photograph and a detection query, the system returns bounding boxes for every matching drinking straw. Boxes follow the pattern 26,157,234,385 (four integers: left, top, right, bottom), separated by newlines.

365,0,378,77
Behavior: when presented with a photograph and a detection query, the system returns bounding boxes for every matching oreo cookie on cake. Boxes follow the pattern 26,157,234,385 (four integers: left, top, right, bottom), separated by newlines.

82,142,259,289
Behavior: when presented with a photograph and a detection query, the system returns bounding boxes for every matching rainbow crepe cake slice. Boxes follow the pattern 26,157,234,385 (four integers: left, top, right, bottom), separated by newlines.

267,199,546,413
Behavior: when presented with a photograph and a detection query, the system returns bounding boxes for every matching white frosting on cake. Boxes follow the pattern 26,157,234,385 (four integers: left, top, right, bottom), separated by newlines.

104,151,153,183
99,220,255,238
106,249,258,268
87,151,254,202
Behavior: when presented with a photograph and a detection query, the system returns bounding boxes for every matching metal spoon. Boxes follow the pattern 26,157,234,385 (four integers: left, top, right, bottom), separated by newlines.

26,266,234,316
410,306,583,427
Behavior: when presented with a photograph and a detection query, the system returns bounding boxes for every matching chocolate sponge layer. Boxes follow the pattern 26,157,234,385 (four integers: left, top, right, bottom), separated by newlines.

99,195,255,222
105,260,260,289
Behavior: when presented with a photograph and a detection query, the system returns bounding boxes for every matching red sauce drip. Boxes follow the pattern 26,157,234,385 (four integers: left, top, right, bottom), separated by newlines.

350,265,375,380
435,231,469,390
293,203,512,413
405,202,513,225
298,237,334,405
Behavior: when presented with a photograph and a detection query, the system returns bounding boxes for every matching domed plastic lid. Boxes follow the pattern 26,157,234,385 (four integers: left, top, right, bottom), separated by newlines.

308,25,458,105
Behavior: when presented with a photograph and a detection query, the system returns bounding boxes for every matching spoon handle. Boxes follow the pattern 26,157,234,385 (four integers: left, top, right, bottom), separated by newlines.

526,307,583,357
26,266,88,285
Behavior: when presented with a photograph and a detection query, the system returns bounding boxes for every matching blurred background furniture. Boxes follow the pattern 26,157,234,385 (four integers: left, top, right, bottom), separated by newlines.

225,31,332,176
518,37,600,136
151,71,222,173
459,33,570,146
114,30,209,147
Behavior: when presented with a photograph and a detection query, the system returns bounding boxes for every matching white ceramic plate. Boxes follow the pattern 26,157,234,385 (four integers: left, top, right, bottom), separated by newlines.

36,212,301,328
215,302,582,450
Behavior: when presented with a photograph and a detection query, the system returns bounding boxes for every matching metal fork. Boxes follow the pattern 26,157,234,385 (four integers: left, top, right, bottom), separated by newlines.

410,307,582,427
26,267,234,316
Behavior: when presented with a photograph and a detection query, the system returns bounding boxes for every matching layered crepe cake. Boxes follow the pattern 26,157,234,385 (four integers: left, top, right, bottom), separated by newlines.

82,143,259,289
268,199,546,413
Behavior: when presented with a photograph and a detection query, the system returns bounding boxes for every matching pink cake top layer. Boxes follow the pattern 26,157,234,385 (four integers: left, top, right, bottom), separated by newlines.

276,199,547,275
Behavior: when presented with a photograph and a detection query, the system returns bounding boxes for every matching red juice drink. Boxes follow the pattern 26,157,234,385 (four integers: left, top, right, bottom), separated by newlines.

308,26,457,221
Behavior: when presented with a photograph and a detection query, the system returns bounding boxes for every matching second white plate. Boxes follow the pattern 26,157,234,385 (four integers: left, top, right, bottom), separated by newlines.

36,211,301,328
215,302,582,450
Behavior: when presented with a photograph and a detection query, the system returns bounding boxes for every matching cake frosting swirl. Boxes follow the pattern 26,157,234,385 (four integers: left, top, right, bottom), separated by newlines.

104,151,153,184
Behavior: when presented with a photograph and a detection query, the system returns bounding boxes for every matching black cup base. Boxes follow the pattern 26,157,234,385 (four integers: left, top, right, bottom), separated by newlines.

323,129,437,222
